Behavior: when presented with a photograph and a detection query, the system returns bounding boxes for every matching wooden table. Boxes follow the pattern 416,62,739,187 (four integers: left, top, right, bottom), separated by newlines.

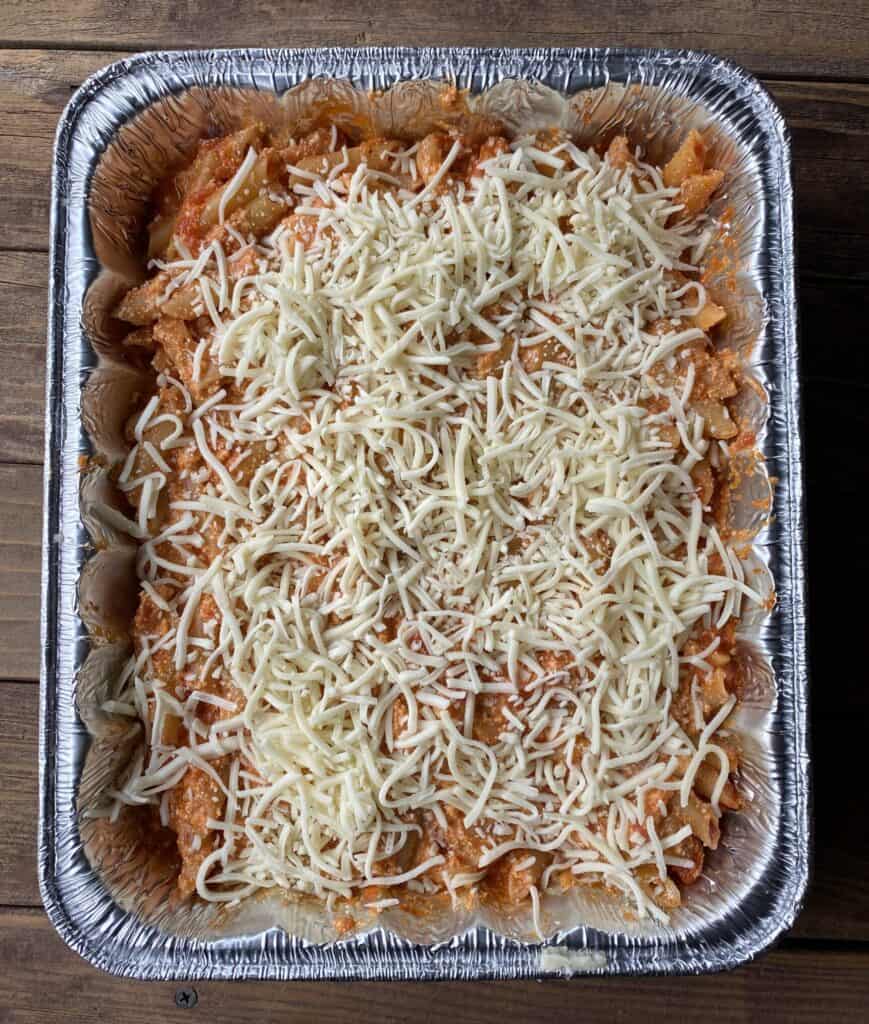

1,4,867,1020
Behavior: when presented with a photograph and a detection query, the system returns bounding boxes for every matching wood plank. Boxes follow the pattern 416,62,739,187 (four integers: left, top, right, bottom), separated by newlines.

0,465,42,681
768,80,869,284
0,683,39,906
3,1,869,79
0,50,126,252
0,252,49,464
1,48,869,278
0,909,866,1023
790,281,869,934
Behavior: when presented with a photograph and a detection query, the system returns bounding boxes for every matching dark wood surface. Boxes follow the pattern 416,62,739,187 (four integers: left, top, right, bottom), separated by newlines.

1,4,867,1020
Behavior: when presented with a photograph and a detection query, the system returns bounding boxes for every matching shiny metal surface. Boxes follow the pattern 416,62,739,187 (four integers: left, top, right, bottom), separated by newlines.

39,47,808,979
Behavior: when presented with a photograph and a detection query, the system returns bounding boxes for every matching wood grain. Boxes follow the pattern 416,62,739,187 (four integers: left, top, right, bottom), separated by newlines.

768,80,869,283
0,252,49,464
792,277,869,936
0,50,127,252
1,50,869,280
3,1,869,79
0,683,39,906
0,909,866,1023
0,465,42,681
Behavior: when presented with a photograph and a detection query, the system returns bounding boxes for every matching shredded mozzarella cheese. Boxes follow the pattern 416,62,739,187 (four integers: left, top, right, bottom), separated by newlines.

105,138,761,922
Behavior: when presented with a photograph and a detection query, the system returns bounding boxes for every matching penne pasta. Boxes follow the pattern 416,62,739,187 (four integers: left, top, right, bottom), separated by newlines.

679,169,725,217
669,835,705,886
637,864,682,910
663,129,707,188
693,299,727,333
605,134,633,170
115,271,171,325
683,792,721,850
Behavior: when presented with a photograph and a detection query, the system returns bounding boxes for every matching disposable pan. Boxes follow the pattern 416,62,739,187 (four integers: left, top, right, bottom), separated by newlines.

39,47,809,979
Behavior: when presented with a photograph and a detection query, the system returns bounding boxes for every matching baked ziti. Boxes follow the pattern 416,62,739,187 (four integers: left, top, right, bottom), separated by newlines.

101,115,764,931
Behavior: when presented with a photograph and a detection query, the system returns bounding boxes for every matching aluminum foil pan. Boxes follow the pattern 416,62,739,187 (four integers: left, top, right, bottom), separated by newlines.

39,47,809,979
